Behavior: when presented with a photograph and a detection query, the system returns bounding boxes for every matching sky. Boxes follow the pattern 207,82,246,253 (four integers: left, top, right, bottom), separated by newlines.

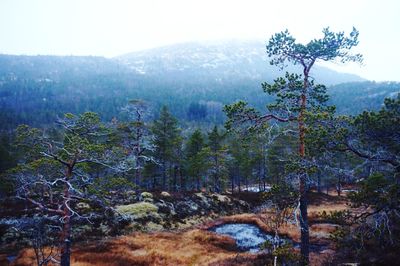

0,0,399,81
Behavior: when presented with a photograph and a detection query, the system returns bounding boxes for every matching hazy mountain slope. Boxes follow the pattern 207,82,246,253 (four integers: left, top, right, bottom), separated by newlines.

329,81,400,114
117,40,365,86
0,41,398,130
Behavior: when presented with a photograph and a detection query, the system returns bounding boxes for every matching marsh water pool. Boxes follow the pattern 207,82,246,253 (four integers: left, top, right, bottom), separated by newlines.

209,223,285,253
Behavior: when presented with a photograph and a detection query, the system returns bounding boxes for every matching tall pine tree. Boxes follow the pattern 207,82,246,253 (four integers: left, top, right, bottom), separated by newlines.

225,28,362,265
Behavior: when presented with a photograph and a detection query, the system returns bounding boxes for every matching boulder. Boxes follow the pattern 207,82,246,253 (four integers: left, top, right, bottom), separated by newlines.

160,191,171,198
175,200,200,218
155,200,176,216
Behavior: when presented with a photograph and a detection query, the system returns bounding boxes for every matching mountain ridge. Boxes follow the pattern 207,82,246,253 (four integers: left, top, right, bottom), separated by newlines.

0,41,399,130
116,40,366,85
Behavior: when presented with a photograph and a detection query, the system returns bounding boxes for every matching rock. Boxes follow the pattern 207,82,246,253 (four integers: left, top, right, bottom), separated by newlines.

125,190,137,202
76,202,91,211
160,191,171,198
175,200,200,218
195,193,212,208
140,192,154,203
117,202,158,216
98,223,111,235
126,221,144,232
115,213,132,223
237,199,250,209
146,221,164,231
156,200,176,216
211,193,232,204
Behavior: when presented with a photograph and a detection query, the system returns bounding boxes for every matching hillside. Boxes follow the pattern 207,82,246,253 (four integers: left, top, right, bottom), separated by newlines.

0,41,398,130
117,40,365,86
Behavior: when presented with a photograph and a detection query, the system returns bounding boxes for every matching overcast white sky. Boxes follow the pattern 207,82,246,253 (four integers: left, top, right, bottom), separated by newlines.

0,0,399,81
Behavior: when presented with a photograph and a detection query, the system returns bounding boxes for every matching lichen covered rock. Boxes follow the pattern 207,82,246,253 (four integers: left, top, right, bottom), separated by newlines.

140,192,154,203
116,202,159,222
160,191,171,198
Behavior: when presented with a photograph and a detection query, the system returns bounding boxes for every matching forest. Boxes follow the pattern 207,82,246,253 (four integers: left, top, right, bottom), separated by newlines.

0,27,399,266
1,44,399,131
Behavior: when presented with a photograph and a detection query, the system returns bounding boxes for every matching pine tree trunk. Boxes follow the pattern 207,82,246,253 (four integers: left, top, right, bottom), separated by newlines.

173,165,178,192
60,166,72,266
180,168,185,191
337,176,342,196
299,75,309,266
238,172,241,193
317,170,322,193
258,169,262,193
231,174,234,194
153,175,156,190
135,111,142,189
135,168,141,190
162,161,166,191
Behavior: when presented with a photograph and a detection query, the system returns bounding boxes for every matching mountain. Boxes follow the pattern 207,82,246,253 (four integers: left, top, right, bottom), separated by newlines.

0,41,398,131
117,40,365,86
329,81,400,114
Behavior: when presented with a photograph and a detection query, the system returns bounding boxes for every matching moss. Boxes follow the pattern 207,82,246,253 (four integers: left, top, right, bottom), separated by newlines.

116,202,159,222
140,192,153,199
126,222,143,232
140,192,154,202
146,221,164,231
117,202,158,214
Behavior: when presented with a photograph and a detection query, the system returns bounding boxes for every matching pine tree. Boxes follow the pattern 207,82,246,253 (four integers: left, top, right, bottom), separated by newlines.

225,27,362,265
14,112,120,266
116,99,154,189
151,106,181,190
185,129,208,191
228,132,257,192
207,126,228,192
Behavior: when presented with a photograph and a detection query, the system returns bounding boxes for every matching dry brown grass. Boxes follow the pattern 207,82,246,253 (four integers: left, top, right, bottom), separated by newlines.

308,192,349,221
10,192,351,266
11,230,264,266
0,254,11,266
10,249,41,266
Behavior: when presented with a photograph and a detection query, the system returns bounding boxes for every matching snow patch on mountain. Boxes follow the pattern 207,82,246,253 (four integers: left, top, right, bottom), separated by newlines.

116,40,365,86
